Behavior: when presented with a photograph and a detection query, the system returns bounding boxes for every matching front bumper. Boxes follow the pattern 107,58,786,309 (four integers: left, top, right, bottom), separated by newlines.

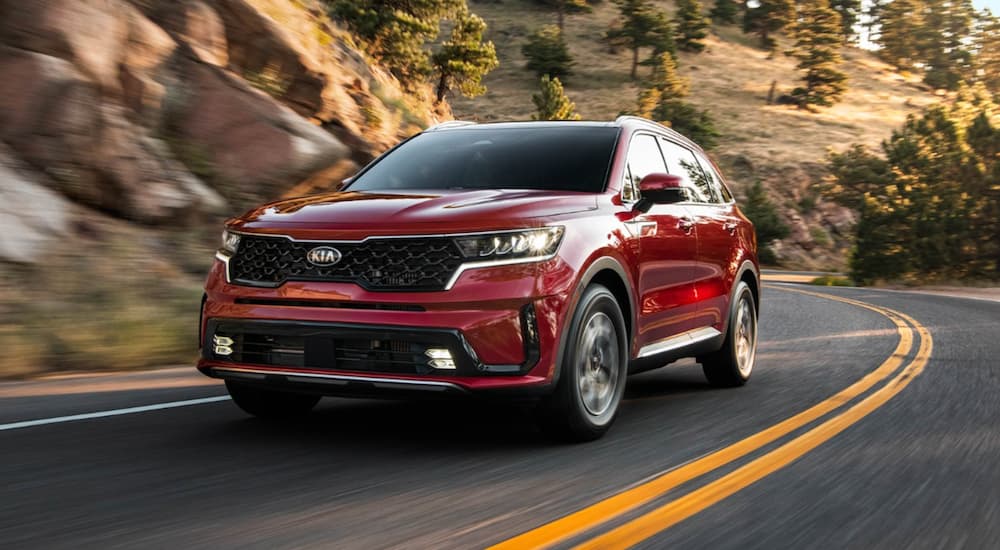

199,256,574,395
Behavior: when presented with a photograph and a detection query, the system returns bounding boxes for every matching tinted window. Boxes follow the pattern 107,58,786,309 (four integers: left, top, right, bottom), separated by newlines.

348,127,620,193
693,151,733,203
659,139,714,203
624,134,667,202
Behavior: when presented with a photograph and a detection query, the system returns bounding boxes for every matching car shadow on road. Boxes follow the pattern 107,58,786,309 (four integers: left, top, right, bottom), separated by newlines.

200,363,717,452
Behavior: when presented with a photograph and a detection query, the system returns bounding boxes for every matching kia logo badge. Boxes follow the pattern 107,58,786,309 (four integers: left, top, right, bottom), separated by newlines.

306,246,342,266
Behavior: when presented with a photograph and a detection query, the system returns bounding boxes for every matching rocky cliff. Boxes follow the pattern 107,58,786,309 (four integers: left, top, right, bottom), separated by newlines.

0,0,446,376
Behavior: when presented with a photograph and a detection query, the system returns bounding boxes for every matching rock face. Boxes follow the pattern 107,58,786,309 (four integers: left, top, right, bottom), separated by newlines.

0,0,440,263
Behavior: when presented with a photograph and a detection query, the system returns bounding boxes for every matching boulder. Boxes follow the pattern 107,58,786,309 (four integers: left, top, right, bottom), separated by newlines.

0,145,72,263
170,59,349,197
135,0,228,67
0,0,129,92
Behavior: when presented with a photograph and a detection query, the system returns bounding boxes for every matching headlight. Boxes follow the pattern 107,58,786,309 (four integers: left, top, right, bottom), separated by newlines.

220,230,241,254
454,227,564,261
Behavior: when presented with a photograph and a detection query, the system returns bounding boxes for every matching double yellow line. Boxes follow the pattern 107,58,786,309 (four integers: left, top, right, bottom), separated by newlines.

491,286,933,549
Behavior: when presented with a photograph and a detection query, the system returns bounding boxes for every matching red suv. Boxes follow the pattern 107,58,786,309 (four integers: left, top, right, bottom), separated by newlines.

199,116,759,441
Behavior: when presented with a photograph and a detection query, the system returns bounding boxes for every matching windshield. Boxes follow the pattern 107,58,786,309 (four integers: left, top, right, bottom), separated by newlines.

347,126,620,193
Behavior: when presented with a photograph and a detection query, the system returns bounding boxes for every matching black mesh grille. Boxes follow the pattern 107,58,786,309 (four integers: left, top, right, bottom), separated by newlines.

228,235,464,291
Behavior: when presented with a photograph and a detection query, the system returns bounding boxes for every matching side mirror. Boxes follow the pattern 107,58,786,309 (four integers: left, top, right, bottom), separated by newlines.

635,173,687,211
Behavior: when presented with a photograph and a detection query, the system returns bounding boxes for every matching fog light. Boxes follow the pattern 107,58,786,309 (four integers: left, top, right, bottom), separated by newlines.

425,348,456,370
213,335,234,356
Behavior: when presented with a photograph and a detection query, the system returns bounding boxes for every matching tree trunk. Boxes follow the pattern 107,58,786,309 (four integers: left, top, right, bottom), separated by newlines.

435,73,448,104
631,46,639,80
766,80,776,104
558,5,564,31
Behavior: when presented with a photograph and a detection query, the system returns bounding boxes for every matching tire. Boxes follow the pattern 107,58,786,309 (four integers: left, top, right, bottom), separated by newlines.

536,284,629,442
226,380,321,419
700,281,757,387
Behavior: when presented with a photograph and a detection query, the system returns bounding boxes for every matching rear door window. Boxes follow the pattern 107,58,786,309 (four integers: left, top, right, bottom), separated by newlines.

693,152,732,203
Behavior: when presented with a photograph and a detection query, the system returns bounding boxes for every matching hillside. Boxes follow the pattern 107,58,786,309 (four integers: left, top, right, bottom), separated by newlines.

451,0,943,268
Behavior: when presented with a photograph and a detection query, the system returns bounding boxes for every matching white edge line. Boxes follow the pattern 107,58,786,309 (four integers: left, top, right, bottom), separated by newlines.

0,395,231,432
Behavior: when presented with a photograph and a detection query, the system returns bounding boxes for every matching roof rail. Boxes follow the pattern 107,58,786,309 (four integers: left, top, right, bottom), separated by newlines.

426,120,478,131
614,115,701,149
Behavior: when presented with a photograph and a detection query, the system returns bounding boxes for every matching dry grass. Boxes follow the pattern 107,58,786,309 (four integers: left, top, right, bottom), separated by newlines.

453,0,940,167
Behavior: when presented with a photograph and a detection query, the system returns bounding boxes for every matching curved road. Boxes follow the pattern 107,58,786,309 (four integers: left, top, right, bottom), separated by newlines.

1,284,998,548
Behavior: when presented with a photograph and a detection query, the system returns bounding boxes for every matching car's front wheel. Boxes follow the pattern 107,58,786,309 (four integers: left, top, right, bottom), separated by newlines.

537,284,628,442
226,381,321,419
700,281,757,387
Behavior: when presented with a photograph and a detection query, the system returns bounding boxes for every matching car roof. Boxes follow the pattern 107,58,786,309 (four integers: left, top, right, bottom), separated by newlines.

423,116,705,153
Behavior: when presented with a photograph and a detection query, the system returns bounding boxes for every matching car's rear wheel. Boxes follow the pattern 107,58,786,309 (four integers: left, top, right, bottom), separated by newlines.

537,285,628,442
226,381,321,419
700,281,757,387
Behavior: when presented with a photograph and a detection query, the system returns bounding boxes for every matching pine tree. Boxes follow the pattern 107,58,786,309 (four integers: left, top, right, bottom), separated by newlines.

828,0,861,43
532,75,582,120
790,0,848,108
330,0,465,86
973,10,1000,92
632,53,720,147
522,25,575,79
876,0,922,70
917,0,975,90
674,0,710,52
742,0,795,50
607,0,675,79
532,0,592,31
710,0,740,25
431,11,499,103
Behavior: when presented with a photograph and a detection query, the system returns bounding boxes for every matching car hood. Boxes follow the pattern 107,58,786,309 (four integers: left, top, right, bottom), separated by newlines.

231,189,598,235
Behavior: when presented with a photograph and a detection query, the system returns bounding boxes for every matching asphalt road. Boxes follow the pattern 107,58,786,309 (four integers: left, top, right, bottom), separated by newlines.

1,284,998,549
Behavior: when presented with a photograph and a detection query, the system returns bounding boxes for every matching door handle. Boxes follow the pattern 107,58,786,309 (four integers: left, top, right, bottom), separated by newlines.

677,218,694,234
724,221,739,235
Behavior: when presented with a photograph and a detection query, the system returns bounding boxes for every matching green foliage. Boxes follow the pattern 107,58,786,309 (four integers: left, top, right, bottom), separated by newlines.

917,0,975,90
825,144,892,210
328,0,464,86
810,275,853,286
832,84,1000,284
631,53,720,147
876,0,922,70
522,25,575,79
674,0,710,53
789,0,848,108
742,0,795,50
532,75,582,120
742,180,790,264
973,11,1000,93
828,0,861,43
431,10,499,102
607,0,675,79
532,0,591,30
710,0,740,25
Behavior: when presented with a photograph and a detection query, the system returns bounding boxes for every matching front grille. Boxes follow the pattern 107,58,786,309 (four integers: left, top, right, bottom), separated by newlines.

228,235,464,291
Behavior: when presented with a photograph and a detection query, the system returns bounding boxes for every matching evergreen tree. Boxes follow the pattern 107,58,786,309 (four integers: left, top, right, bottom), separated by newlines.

431,11,499,103
532,75,582,120
710,0,741,25
522,25,575,79
742,0,795,50
917,0,975,90
532,0,592,31
790,0,848,108
633,53,720,147
973,10,1000,92
828,0,861,43
330,0,464,86
674,0,710,52
741,180,790,264
607,0,675,79
832,84,1000,283
876,0,922,70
